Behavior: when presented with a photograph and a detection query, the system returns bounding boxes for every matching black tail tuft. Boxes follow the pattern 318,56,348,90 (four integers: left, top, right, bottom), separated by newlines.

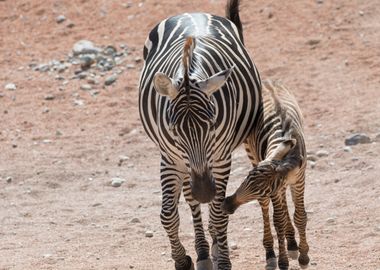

226,0,244,44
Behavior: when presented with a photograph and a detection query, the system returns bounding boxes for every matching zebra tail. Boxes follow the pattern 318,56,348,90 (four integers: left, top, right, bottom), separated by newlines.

225,0,244,44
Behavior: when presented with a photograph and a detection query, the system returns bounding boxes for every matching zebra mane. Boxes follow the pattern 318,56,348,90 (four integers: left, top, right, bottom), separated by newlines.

182,37,196,94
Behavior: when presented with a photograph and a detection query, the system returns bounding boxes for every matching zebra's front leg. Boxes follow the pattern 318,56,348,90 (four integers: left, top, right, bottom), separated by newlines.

271,194,289,270
258,198,277,270
160,163,194,270
208,161,232,270
183,180,213,270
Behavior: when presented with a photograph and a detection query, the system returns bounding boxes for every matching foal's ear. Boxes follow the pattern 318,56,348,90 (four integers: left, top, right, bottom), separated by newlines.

199,67,234,97
153,72,178,99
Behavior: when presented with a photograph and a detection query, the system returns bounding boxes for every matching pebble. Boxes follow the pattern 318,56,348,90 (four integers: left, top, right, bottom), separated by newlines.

307,154,318,162
230,242,238,250
80,84,92,91
306,39,321,46
56,15,66,23
308,161,316,169
111,177,125,187
145,230,154,238
87,77,100,85
44,94,55,100
104,74,118,86
343,146,352,152
345,133,371,145
326,217,336,224
72,40,101,55
130,217,141,223
5,83,16,91
6,176,12,183
134,57,142,63
73,99,85,106
316,150,329,157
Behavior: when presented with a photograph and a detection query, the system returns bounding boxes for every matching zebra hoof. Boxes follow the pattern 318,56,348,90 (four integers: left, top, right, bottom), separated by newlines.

288,250,299,260
197,258,213,270
175,255,194,270
265,257,277,270
298,254,310,269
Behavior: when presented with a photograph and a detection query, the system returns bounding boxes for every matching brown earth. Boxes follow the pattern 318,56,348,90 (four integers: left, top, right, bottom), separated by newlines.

0,0,379,269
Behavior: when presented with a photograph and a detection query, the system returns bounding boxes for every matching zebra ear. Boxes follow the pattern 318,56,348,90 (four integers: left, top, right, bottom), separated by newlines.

267,138,297,161
153,72,178,99
199,68,233,96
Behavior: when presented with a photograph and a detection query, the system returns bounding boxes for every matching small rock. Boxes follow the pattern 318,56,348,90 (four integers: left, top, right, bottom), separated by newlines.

104,74,118,86
345,133,371,145
316,0,323,3
126,64,136,69
80,55,95,70
359,10,364,16
73,40,101,55
111,177,125,187
306,39,321,46
44,94,55,100
80,84,92,91
351,157,359,162
316,150,329,157
87,77,100,85
130,218,141,223
56,15,66,23
343,146,352,152
66,21,75,28
230,242,238,250
5,83,16,91
6,176,12,183
326,217,336,224
134,57,142,63
145,230,154,238
307,154,318,162
307,160,316,169
73,99,85,106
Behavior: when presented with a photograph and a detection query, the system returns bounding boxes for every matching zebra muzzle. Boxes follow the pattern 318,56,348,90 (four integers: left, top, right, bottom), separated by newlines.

221,194,239,214
190,170,216,203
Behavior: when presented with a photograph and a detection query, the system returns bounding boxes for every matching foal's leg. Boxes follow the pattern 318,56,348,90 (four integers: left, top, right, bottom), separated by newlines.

271,194,289,270
280,188,299,260
258,198,277,270
290,172,310,269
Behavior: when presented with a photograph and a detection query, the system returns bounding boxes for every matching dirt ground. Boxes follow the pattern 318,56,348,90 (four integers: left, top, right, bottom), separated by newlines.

1,0,379,269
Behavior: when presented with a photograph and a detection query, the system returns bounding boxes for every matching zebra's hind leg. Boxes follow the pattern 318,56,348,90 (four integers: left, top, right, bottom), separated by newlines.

271,194,289,270
258,198,277,270
183,180,213,270
281,189,299,260
160,162,194,270
290,177,310,269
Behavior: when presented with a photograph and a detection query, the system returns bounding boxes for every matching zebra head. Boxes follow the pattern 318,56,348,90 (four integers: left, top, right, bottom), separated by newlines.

222,139,296,214
153,37,233,203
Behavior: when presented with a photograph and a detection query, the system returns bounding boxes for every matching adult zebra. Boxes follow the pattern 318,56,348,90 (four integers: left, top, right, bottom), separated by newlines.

138,1,262,269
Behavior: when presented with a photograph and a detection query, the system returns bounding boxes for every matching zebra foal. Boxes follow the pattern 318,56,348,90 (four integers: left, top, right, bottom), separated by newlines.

138,0,262,269
223,80,310,270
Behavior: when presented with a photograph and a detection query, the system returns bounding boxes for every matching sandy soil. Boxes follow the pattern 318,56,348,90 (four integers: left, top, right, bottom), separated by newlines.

0,0,379,269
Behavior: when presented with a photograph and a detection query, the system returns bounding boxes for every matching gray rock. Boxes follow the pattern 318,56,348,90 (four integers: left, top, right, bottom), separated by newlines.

5,83,16,91
343,146,352,152
111,177,125,187
145,230,154,238
230,242,238,250
326,217,336,224
104,74,117,86
44,94,55,100
38,64,50,72
345,133,371,145
80,84,92,91
308,161,316,169
130,218,141,223
307,154,318,162
6,176,12,183
316,150,329,157
73,40,101,55
56,15,66,23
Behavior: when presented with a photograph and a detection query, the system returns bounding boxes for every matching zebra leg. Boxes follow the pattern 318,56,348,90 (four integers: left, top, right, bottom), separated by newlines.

182,180,213,270
290,176,310,269
160,162,194,270
281,188,299,260
258,198,277,270
271,194,289,270
208,161,232,270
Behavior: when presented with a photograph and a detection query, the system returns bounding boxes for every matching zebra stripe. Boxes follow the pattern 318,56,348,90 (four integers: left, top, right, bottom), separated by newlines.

138,1,262,269
223,80,310,270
